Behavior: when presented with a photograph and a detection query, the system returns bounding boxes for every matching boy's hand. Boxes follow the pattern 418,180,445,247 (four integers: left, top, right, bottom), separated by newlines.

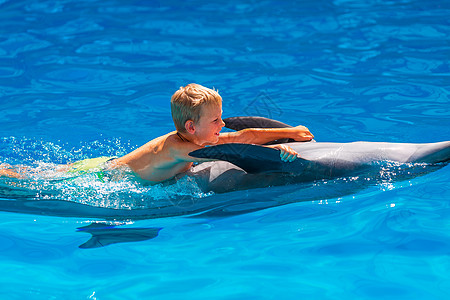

268,144,299,162
291,125,314,141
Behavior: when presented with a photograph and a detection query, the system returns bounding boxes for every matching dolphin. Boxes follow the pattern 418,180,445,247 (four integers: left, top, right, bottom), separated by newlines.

0,116,448,220
187,117,450,193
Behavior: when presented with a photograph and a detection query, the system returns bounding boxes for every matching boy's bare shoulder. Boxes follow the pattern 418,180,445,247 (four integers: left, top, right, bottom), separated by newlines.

165,132,203,162
148,132,187,157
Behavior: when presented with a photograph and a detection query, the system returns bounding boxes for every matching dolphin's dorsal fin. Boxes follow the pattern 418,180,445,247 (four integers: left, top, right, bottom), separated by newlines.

189,143,308,173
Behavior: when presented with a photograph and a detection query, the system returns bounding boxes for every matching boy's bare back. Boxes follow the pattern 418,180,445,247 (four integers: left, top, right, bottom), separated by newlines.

114,132,202,183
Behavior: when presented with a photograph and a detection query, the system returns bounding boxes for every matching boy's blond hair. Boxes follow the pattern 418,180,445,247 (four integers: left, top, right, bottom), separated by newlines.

171,83,222,133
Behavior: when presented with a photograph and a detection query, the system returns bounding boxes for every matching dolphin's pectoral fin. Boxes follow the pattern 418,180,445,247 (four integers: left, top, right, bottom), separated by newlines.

77,223,161,249
189,143,310,174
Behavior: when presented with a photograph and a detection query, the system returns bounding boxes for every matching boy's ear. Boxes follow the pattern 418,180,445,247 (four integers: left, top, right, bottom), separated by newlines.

185,120,196,134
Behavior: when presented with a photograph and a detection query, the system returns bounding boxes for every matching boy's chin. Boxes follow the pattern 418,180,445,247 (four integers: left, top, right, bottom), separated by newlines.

206,136,220,145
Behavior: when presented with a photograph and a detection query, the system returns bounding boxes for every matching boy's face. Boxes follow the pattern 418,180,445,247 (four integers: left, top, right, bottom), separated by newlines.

194,103,225,145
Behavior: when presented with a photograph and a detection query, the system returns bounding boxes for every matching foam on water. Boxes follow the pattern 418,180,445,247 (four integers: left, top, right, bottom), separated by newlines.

0,137,215,211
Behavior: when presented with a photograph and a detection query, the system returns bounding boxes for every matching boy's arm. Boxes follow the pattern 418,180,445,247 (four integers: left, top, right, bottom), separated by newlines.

218,125,314,145
217,126,314,162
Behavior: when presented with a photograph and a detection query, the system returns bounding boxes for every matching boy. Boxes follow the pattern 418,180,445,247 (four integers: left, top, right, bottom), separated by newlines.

0,84,314,182
113,83,314,183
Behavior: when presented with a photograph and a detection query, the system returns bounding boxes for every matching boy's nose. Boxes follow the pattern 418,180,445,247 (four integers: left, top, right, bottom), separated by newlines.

220,119,225,127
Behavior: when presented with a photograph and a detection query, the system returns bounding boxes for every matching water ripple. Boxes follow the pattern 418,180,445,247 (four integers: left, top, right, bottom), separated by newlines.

0,33,51,56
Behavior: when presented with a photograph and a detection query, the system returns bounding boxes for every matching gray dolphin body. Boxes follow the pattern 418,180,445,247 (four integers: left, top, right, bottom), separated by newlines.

188,117,450,193
188,141,450,193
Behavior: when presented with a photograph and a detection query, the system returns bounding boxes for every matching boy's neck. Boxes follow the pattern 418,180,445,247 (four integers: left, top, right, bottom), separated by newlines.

176,131,205,147
176,131,191,143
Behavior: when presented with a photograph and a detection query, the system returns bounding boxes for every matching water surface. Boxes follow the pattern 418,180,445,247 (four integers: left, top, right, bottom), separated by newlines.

0,0,449,299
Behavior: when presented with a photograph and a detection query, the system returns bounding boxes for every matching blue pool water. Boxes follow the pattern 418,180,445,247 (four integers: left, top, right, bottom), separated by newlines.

1,0,450,298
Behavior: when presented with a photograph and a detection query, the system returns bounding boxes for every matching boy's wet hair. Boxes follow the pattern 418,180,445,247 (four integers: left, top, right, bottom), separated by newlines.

171,83,222,133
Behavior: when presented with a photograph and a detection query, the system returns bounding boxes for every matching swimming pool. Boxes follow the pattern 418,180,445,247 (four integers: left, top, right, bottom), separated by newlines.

1,0,449,298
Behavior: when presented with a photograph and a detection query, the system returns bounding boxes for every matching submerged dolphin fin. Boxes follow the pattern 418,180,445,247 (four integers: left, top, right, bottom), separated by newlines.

189,143,309,173
77,223,161,249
